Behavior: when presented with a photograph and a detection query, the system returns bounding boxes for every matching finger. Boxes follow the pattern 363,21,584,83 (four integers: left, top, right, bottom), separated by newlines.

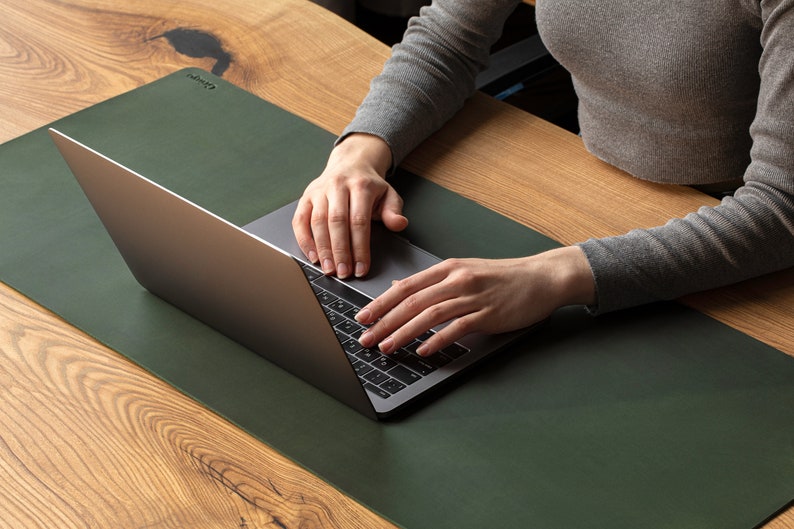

415,314,478,357
369,297,470,355
309,195,336,275
348,193,372,278
361,263,451,322
292,198,319,264
358,271,463,351
325,187,353,278
376,189,409,233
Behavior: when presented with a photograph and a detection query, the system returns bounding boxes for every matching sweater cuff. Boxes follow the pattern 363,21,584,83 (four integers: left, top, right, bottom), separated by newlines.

335,128,399,177
575,239,660,315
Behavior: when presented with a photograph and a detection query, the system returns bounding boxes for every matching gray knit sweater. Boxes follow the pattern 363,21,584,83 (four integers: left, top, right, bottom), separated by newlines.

341,0,794,314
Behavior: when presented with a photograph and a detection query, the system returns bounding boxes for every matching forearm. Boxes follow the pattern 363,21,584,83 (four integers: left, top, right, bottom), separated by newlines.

342,0,520,166
576,0,794,315
531,246,596,308
578,184,794,314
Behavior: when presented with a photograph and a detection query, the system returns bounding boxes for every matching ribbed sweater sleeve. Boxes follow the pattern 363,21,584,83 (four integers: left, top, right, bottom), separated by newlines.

569,0,794,313
340,0,794,315
340,0,520,166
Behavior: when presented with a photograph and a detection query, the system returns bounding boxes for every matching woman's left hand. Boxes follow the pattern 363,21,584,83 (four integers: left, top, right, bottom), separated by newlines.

355,246,596,357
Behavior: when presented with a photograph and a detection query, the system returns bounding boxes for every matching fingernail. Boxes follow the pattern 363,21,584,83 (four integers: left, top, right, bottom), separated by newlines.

416,342,431,357
355,262,367,277
355,308,372,324
337,262,350,278
378,337,395,355
359,330,374,348
322,258,334,274
308,250,318,263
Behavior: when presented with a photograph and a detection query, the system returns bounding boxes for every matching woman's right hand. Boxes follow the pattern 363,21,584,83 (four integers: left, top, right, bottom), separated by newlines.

292,133,409,279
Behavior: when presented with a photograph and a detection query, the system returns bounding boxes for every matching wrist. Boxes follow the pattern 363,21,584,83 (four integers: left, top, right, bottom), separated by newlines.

535,246,596,307
334,133,393,177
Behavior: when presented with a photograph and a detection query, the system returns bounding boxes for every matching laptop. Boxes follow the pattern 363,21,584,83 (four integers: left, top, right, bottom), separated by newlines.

49,128,531,419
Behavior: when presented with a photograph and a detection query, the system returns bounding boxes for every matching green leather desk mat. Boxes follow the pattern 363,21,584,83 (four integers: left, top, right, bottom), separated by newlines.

2,69,793,528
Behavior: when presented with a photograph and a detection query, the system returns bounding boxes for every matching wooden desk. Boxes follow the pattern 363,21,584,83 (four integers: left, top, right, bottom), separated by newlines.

1,0,792,527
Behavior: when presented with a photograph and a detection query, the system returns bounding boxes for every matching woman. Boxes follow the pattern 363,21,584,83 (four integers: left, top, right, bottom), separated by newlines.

292,0,794,357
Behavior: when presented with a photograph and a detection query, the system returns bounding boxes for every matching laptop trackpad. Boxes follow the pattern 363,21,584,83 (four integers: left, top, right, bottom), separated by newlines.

243,200,442,300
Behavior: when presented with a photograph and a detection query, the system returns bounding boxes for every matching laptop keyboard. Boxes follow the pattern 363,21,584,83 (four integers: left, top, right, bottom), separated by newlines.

299,262,469,400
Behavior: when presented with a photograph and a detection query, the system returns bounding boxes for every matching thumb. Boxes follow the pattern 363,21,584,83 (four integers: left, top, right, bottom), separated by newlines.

377,188,409,232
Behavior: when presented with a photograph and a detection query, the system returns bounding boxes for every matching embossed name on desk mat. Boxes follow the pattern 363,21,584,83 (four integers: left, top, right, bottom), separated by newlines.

1,69,792,529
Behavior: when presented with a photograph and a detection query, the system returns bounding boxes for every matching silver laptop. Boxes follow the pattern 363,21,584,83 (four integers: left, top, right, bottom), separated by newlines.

49,128,530,419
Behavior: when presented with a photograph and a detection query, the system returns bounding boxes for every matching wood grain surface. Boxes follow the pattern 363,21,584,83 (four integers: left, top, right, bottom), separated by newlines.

0,1,400,527
1,0,792,527
0,281,399,529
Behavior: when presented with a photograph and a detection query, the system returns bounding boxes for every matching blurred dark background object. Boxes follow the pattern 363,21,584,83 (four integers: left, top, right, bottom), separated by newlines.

312,0,579,134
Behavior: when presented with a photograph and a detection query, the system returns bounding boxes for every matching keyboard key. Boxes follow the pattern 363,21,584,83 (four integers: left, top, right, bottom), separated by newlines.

364,382,391,399
399,354,436,376
316,289,338,305
351,360,373,377
380,378,406,394
348,326,365,339
390,348,410,361
342,339,363,355
417,330,435,341
441,342,469,359
371,355,398,372
403,340,424,356
327,298,355,314
355,348,380,363
423,352,453,368
324,310,343,325
389,365,421,385
335,318,363,336
363,370,389,385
